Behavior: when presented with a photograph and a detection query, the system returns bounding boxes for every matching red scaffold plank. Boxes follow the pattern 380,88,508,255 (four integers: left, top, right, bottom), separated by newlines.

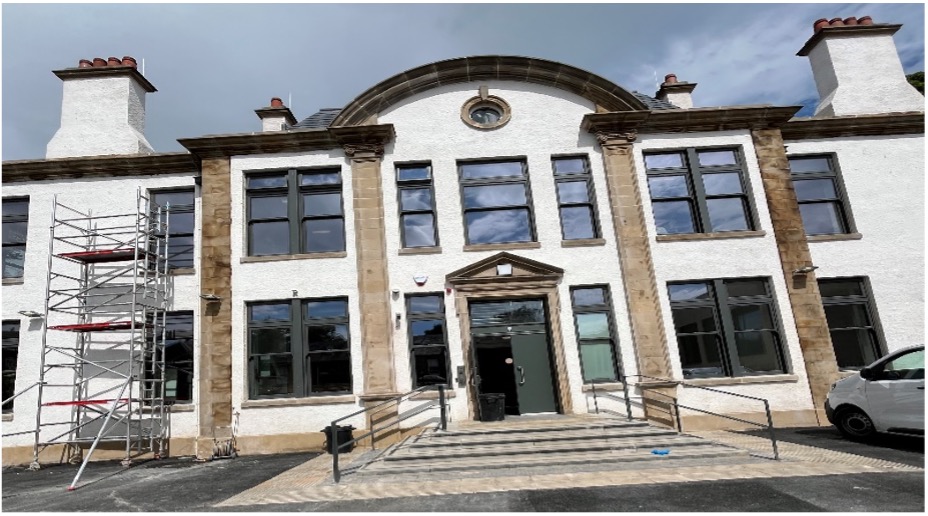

42,398,129,407
57,249,143,263
48,321,140,332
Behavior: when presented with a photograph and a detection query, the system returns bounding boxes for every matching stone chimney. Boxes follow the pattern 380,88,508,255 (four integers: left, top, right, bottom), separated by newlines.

798,16,925,117
255,97,297,132
655,74,697,109
46,56,156,159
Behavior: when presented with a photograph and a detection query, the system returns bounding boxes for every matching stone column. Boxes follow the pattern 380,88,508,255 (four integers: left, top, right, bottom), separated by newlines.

752,128,839,425
196,157,234,458
596,132,676,425
343,143,401,443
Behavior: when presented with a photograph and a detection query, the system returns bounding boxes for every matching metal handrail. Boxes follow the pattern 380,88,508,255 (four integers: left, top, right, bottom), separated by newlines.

590,374,779,460
330,384,448,483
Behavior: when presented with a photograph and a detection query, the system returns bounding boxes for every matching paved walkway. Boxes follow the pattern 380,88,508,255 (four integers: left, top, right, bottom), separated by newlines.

215,429,922,508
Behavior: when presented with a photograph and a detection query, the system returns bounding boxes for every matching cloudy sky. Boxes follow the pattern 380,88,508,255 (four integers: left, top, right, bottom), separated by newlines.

2,3,924,161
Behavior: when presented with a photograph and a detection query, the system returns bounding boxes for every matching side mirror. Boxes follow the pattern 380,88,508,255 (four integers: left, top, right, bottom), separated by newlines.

859,367,873,380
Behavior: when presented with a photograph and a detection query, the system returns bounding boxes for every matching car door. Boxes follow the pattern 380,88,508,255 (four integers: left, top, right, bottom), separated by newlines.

865,348,924,432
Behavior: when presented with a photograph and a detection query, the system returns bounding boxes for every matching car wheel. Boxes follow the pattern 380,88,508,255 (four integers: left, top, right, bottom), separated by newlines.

836,408,876,439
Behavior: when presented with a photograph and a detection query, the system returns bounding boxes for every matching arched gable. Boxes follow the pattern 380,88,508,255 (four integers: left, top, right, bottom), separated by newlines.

331,56,649,127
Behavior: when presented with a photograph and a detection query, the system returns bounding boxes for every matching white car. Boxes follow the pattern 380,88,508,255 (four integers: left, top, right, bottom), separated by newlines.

825,345,924,439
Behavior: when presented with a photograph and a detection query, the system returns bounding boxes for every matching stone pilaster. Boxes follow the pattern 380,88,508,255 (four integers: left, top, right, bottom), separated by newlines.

751,128,839,425
196,157,234,458
595,132,676,426
343,143,397,397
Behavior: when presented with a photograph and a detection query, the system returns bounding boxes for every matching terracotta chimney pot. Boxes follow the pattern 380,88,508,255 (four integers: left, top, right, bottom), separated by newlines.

813,18,830,32
843,17,858,26
92,57,107,67
663,73,678,85
858,16,873,25
78,59,93,68
829,17,845,26
122,56,137,68
270,97,284,108
107,57,122,67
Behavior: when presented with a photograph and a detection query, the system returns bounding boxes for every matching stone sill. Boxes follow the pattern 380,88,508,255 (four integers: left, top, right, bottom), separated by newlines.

582,382,625,392
463,242,541,252
807,233,863,242
656,230,766,242
2,278,24,286
2,413,12,422
684,374,799,387
169,403,195,412
409,390,457,400
240,251,347,264
398,246,443,256
169,268,196,276
241,394,355,408
561,238,606,248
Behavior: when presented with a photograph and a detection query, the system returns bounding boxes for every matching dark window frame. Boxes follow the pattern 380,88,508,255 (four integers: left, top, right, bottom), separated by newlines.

2,320,19,413
161,311,194,404
668,277,789,379
457,157,537,245
644,146,759,235
247,297,352,400
2,197,29,279
396,162,440,249
818,276,887,370
552,155,602,241
151,188,196,270
245,168,346,257
406,293,451,388
569,285,622,383
787,153,857,236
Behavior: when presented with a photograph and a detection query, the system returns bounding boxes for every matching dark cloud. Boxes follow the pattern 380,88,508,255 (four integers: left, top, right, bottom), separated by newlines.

2,3,924,161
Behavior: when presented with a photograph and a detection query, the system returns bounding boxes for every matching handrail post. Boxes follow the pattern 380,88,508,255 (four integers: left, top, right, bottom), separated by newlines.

673,400,683,433
591,380,600,414
763,399,779,460
331,421,340,483
438,385,447,431
621,375,632,421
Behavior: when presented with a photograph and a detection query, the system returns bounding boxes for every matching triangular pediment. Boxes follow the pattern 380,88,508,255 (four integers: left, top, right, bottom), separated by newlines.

446,252,564,286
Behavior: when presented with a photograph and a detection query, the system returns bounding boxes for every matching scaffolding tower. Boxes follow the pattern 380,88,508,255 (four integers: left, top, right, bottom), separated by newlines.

30,189,170,490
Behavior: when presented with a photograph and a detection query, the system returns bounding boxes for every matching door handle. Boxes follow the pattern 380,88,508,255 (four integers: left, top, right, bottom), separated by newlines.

917,386,924,390
517,366,526,386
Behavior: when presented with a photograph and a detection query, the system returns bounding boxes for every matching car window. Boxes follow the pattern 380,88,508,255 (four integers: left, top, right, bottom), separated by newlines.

879,349,924,380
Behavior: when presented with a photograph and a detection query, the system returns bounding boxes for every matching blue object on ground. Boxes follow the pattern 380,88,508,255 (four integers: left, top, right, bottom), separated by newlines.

651,449,671,455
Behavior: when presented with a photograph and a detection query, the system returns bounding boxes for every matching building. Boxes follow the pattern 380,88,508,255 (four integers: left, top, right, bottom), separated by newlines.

2,16,924,466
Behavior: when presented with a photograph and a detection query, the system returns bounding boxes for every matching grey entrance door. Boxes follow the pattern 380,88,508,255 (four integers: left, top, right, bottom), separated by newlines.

511,332,558,413
469,298,558,415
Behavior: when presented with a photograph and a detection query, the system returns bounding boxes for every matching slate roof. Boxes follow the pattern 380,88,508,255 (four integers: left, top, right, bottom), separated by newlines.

291,92,676,129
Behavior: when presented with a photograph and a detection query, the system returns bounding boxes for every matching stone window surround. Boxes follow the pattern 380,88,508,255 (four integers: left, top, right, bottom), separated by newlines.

569,284,622,384
667,276,792,380
642,145,761,236
243,167,347,258
460,94,512,130
787,152,859,237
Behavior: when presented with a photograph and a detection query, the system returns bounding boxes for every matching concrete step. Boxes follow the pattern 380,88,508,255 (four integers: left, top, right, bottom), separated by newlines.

386,435,717,461
409,425,677,448
437,417,649,436
361,444,746,475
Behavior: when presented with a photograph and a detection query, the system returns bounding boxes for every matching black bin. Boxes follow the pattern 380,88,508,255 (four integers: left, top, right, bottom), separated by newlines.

478,393,506,422
321,424,355,454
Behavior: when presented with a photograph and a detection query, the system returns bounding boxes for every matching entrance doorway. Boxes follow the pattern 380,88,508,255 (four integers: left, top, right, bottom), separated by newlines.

470,299,559,416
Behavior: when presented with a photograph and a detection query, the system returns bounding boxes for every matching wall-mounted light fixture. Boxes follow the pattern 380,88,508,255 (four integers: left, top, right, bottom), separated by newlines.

792,265,819,275
199,293,222,302
18,310,43,318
